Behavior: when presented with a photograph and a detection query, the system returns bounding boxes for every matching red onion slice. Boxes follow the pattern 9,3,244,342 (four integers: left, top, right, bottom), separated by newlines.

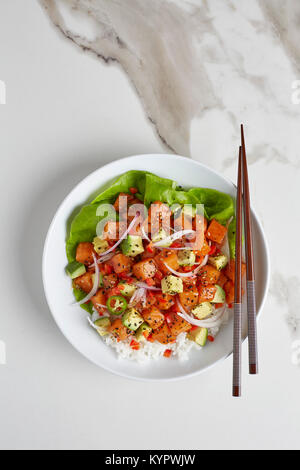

176,298,226,328
152,229,195,248
164,262,202,278
97,212,140,260
141,226,151,242
136,282,161,291
129,287,147,307
73,253,99,306
199,255,209,268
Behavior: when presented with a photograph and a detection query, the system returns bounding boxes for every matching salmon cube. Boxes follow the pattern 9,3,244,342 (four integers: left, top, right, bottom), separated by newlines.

155,293,175,310
198,285,217,303
109,319,129,341
76,242,95,265
206,219,227,244
142,307,165,330
178,286,199,310
224,260,246,282
198,265,221,286
133,259,157,281
154,251,179,275
224,280,235,304
151,323,176,344
168,313,192,336
91,289,107,313
111,253,132,274
73,272,94,293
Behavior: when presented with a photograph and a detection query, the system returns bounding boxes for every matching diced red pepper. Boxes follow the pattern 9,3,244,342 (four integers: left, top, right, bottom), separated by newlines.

214,303,224,309
164,349,172,358
170,241,182,248
146,243,154,254
105,264,113,275
146,278,155,286
190,325,199,331
130,339,140,350
228,303,233,309
109,287,121,296
208,244,217,256
207,335,215,343
129,187,138,194
147,334,154,343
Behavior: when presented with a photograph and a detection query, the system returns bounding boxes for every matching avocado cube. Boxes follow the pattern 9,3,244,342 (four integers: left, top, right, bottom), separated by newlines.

135,322,152,342
94,317,111,336
177,250,196,267
161,275,183,295
181,205,196,218
208,254,228,271
119,281,137,297
192,302,213,320
188,327,208,346
152,229,170,247
93,237,109,255
121,235,144,257
122,308,144,331
66,261,86,279
211,285,226,304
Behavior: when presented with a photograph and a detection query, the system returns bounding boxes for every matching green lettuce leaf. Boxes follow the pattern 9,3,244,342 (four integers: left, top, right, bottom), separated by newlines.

91,170,176,205
66,200,111,262
73,288,93,314
228,216,237,260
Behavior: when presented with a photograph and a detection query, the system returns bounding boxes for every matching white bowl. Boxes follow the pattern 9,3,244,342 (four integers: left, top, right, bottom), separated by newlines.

43,154,270,381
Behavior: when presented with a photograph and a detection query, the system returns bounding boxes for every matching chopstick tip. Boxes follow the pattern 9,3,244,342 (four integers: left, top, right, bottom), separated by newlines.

233,386,241,398
249,364,258,375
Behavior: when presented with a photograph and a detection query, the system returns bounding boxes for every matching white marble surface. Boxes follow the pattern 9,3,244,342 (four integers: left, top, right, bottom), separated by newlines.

0,0,300,450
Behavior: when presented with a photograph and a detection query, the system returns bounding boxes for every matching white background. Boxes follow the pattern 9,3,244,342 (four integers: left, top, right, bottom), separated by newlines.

0,1,299,450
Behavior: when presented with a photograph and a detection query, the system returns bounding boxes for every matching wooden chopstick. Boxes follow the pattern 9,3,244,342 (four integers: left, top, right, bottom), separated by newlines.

241,125,258,375
233,146,243,397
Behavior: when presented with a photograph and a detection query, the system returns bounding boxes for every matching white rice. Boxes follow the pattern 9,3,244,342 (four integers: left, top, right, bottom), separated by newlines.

102,332,201,363
89,306,232,362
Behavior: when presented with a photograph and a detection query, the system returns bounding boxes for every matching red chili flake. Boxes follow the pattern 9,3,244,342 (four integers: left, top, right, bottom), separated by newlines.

164,349,172,358
207,335,215,342
129,187,138,194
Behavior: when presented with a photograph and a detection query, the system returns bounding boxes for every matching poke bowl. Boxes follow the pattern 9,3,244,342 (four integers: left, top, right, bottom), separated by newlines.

42,154,270,381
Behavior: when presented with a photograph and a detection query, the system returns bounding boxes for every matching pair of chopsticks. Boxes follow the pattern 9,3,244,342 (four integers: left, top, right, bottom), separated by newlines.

232,125,258,397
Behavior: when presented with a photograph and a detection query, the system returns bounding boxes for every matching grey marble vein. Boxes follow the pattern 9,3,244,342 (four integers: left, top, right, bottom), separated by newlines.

40,0,300,172
270,273,300,335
